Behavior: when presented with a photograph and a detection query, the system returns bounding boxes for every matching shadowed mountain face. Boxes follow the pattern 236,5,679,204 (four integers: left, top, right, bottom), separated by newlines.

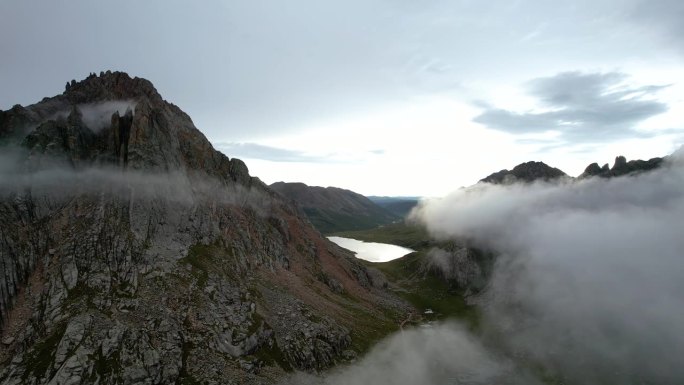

0,72,407,384
481,156,666,185
579,155,665,178
480,161,567,184
270,182,399,234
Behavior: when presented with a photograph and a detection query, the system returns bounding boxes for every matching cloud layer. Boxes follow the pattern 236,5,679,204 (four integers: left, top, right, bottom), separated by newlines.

474,71,670,142
282,323,538,385
0,151,276,216
410,150,684,383
214,142,334,163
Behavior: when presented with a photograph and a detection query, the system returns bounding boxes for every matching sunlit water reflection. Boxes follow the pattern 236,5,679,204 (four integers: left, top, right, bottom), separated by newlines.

327,236,414,262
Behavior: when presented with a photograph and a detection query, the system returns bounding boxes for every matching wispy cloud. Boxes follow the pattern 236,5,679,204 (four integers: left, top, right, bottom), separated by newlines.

214,142,334,163
631,0,684,53
474,71,673,143
214,142,384,164
281,322,537,385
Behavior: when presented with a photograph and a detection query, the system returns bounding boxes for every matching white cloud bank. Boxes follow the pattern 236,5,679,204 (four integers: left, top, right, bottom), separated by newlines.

282,323,538,385
409,149,684,384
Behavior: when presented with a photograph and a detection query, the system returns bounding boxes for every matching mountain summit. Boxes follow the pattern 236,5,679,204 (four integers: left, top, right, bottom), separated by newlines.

3,71,252,182
480,161,567,184
0,72,405,384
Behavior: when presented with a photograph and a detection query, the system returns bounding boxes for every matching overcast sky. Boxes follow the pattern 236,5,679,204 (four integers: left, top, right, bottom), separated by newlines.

2,0,683,196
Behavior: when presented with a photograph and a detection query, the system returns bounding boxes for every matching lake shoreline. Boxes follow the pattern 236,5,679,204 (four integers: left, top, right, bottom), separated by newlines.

327,236,415,263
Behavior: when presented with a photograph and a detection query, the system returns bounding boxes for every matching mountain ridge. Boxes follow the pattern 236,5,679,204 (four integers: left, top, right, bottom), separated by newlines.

270,181,399,234
0,72,407,384
481,155,667,185
367,196,420,218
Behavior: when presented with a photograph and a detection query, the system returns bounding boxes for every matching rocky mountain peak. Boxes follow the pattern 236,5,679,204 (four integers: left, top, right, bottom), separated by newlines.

480,160,567,184
579,155,664,178
0,72,405,384
62,71,163,105
2,71,250,183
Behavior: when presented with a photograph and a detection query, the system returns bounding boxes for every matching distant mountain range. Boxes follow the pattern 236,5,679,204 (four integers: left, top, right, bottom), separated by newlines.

367,196,420,217
270,182,400,234
272,154,667,235
480,155,666,185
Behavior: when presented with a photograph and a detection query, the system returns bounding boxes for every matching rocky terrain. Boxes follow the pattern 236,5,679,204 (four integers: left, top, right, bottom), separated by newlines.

0,72,409,385
579,155,664,178
480,161,568,184
270,182,398,234
482,156,666,185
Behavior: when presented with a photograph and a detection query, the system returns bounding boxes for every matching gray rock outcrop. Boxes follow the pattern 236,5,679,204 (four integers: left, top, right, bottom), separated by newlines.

579,155,664,178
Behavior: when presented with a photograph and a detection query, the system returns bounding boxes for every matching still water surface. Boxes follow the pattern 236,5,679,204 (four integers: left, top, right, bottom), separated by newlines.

327,236,414,262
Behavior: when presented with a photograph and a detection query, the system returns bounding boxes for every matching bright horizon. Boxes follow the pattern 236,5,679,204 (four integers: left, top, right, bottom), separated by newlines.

2,1,683,196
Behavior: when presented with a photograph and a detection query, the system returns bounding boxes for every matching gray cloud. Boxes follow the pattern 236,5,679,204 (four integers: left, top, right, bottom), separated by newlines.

77,100,137,132
0,152,276,216
3,0,679,144
474,71,671,142
214,142,381,164
214,142,337,163
410,150,684,383
631,0,684,53
281,322,539,385
46,100,138,133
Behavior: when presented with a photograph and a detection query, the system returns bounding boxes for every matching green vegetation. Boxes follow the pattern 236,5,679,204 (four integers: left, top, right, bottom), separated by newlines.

346,305,401,353
333,222,432,250
90,347,122,382
22,323,67,381
296,273,402,354
269,182,399,234
67,281,99,308
370,251,480,328
304,207,397,235
252,341,292,371
336,223,481,328
178,242,237,290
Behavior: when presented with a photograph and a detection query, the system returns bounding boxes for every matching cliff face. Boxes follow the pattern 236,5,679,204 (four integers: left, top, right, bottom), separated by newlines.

270,182,398,234
0,72,406,384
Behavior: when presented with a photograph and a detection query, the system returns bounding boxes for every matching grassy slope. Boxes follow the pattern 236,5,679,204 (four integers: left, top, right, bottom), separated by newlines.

336,224,567,383
340,224,571,384
180,241,408,367
304,207,398,235
270,182,400,234
335,222,480,328
371,252,479,327
333,222,431,250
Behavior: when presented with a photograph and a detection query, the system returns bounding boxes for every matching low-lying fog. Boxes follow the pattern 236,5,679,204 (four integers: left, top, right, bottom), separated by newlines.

286,149,684,385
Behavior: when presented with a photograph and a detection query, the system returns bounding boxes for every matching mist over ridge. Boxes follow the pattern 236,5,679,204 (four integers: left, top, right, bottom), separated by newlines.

405,148,684,384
